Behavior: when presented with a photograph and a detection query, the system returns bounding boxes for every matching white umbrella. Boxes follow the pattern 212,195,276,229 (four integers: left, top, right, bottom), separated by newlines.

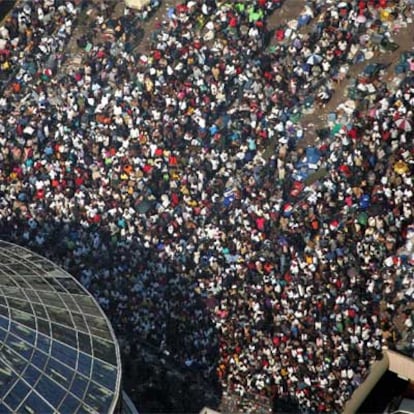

395,118,412,132
338,1,348,7
356,14,367,24
125,0,151,10
306,54,322,65
23,126,35,135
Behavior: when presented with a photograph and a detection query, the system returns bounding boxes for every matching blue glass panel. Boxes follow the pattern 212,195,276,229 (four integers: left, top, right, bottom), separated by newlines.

45,278,67,293
60,294,78,313
31,350,48,370
84,314,108,336
71,312,88,331
51,341,77,369
1,286,21,298
45,358,74,387
77,404,94,414
77,353,92,377
60,394,82,414
22,392,54,414
58,278,84,295
76,296,97,315
7,297,32,314
36,319,51,337
14,324,36,345
0,402,12,413
0,315,9,329
22,365,41,387
51,323,77,348
10,322,22,337
38,291,64,308
77,332,91,355
91,359,116,390
4,380,30,411
0,306,9,318
84,381,112,412
10,322,34,337
0,327,7,342
32,303,47,319
36,332,51,352
6,333,32,360
48,307,74,328
35,376,66,407
70,375,88,400
3,395,18,413
1,346,26,371
0,276,18,288
9,308,36,330
0,368,16,398
92,336,116,365
9,262,33,276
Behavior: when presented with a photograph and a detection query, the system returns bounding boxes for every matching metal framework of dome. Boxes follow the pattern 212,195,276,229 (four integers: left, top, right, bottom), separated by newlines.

0,241,122,413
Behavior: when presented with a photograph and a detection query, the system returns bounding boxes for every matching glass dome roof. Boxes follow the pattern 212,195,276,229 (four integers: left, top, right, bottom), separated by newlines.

0,241,122,413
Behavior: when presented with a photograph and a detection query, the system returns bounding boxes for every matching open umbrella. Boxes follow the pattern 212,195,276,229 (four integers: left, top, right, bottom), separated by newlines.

23,126,35,136
338,164,352,177
176,3,188,13
306,146,321,165
356,14,367,24
329,219,340,231
135,199,153,214
290,181,304,197
359,194,370,209
357,212,368,226
282,203,293,217
395,118,412,132
293,38,302,49
167,7,175,19
394,160,409,175
248,8,263,22
331,123,344,135
125,0,151,10
338,2,348,7
306,54,322,65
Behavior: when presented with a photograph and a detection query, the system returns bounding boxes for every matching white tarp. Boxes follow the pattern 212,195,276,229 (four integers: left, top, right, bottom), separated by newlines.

124,0,151,10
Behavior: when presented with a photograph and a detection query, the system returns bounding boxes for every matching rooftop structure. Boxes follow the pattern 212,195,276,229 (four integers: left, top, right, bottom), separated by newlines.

0,241,122,413
344,349,414,414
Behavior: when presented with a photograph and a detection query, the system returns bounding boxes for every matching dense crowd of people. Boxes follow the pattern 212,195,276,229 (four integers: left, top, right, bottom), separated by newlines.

0,0,413,412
